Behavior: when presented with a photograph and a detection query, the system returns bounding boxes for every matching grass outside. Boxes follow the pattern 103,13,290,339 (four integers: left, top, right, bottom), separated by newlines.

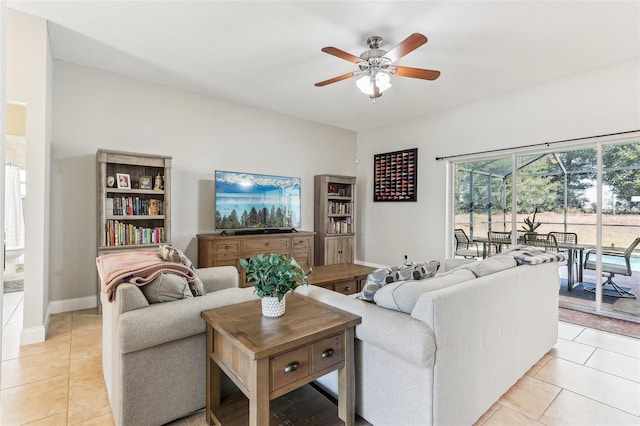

455,211,640,248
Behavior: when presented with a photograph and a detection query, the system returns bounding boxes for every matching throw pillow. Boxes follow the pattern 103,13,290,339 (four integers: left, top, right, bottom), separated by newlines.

361,267,397,301
140,273,194,303
159,244,206,296
501,245,565,265
392,260,441,281
361,260,441,302
374,269,476,313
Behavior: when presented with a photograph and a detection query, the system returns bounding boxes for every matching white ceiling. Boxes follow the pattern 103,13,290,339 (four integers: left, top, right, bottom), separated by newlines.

9,1,640,132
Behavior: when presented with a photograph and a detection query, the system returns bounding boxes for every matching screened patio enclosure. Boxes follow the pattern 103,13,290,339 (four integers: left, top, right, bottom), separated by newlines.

452,140,640,322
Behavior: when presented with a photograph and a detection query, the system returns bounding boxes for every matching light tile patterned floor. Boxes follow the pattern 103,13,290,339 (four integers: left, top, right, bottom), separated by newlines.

2,294,640,425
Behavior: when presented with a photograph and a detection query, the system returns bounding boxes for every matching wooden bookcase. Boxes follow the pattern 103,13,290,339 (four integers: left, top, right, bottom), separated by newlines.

314,175,356,265
96,150,172,310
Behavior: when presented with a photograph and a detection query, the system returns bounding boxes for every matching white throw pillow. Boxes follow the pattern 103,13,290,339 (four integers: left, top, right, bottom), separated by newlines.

374,269,475,313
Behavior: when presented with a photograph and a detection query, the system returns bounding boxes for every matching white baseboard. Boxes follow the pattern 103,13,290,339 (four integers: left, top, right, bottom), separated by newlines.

21,325,46,345
49,296,97,314
354,259,388,269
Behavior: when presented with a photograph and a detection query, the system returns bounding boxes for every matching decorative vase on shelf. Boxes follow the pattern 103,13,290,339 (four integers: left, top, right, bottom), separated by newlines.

107,176,115,188
261,296,286,318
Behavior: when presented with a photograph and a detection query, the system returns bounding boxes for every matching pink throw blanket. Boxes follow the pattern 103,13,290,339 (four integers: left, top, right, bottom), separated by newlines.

96,251,196,302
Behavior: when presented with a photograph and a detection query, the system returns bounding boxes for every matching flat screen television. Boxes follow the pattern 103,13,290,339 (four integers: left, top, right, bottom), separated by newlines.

215,170,301,231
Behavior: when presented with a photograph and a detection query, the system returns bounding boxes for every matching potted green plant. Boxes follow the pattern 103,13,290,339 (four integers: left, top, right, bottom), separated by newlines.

240,253,312,317
521,207,542,233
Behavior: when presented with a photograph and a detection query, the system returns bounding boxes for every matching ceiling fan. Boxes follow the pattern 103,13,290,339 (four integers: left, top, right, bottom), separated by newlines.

315,33,441,100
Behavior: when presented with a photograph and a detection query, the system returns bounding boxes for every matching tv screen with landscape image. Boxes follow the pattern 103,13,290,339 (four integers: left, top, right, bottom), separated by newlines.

215,170,301,231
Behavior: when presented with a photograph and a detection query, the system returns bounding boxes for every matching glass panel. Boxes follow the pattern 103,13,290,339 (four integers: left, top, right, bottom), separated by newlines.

600,140,640,317
454,158,512,247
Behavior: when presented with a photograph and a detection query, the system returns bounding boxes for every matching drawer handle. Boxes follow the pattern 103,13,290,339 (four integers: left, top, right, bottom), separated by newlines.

345,286,351,292
321,349,334,358
224,245,230,249
284,361,300,373
265,242,270,247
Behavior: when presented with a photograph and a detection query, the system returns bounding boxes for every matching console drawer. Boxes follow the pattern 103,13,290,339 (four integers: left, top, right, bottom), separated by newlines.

243,238,290,253
270,346,309,392
213,241,239,255
334,280,359,295
311,334,344,372
292,237,311,249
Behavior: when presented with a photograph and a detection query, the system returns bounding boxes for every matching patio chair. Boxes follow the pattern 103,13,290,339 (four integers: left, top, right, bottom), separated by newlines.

487,231,512,256
454,229,485,258
549,231,578,279
516,230,528,244
524,233,559,253
583,237,640,299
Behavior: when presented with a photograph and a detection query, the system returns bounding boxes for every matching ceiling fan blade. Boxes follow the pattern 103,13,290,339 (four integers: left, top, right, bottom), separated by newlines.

383,33,428,63
315,72,358,87
394,66,441,80
321,47,363,64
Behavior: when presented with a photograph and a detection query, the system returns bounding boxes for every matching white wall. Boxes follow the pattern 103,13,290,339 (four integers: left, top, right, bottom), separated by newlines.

356,58,640,267
7,9,51,343
50,60,357,305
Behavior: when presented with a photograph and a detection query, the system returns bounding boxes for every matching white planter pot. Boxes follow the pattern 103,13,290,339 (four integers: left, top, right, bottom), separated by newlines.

261,296,286,318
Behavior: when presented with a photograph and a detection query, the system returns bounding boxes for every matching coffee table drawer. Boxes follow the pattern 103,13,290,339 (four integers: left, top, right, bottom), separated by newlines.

311,334,344,372
271,346,309,392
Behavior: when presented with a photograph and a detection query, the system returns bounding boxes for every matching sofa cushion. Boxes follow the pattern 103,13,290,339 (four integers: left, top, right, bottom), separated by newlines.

361,261,440,302
160,244,206,296
458,255,517,277
374,269,475,313
140,273,194,304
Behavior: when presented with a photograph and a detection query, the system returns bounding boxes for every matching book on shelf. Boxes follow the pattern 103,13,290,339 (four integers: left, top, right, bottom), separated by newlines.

105,220,165,246
109,196,164,216
328,201,352,215
326,217,352,234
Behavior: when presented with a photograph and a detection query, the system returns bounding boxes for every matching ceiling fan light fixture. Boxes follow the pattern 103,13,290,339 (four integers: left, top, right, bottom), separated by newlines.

356,71,392,96
376,72,392,92
356,73,374,95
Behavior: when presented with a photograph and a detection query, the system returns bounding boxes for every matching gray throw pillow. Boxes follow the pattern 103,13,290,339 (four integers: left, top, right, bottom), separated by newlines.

140,273,194,303
159,244,206,296
361,260,440,302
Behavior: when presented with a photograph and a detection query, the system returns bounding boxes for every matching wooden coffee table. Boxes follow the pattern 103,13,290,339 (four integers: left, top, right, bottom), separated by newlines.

308,263,377,295
201,294,362,426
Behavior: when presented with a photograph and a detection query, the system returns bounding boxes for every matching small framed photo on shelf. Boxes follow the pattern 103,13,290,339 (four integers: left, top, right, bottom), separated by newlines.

116,173,131,189
139,176,152,189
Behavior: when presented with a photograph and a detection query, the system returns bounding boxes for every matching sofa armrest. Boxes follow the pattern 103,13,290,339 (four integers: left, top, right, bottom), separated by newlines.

411,262,559,426
197,266,240,293
108,283,150,314
118,287,258,354
295,285,436,368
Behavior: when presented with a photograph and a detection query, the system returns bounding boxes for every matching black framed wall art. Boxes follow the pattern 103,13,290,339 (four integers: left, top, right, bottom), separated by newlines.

373,148,418,202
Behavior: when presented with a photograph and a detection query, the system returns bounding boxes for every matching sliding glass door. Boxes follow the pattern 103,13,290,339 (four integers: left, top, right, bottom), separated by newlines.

451,138,640,322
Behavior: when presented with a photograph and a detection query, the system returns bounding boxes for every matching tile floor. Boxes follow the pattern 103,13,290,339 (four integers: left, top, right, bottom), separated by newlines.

1,294,640,425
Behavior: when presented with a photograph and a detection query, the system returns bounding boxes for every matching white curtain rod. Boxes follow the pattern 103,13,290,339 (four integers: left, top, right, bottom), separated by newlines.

435,129,640,161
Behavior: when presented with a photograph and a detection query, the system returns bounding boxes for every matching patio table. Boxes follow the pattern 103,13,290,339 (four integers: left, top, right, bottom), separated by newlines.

470,237,594,290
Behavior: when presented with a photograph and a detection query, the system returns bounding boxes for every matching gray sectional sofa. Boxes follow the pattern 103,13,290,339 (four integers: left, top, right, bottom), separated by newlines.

101,256,560,425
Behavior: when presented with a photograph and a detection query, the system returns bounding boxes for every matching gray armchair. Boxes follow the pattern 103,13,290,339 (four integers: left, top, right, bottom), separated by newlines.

583,237,640,299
